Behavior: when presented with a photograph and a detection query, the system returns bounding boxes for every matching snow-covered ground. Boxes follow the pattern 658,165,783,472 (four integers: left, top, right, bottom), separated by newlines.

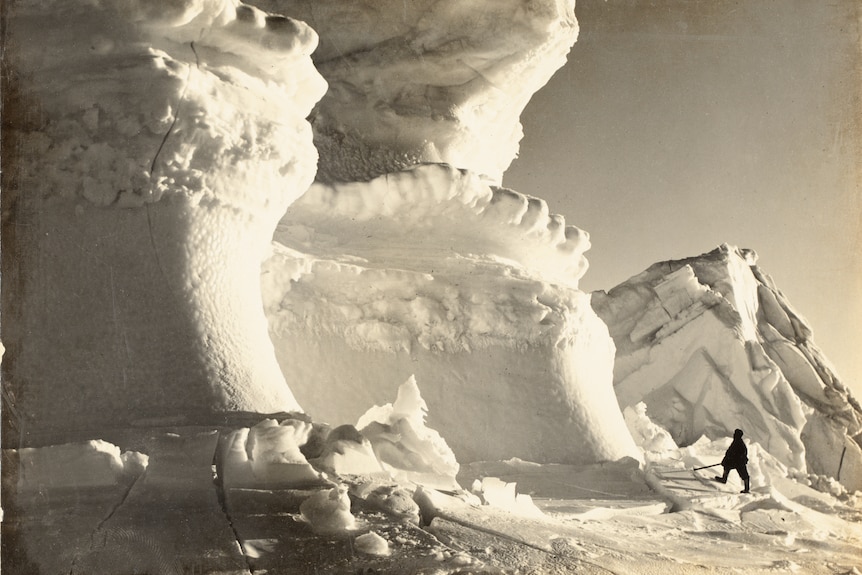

5,380,860,574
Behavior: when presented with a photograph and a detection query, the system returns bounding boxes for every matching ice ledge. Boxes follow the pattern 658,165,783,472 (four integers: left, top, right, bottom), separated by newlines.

275,164,591,287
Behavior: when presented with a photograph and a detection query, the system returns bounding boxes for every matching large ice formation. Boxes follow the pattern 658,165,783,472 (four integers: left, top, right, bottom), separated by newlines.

3,0,326,442
5,2,862,573
592,244,862,492
249,0,579,184
0,0,638,469
264,163,639,464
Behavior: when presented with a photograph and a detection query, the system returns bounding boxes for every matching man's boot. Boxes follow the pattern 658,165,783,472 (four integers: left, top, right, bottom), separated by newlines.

741,478,750,493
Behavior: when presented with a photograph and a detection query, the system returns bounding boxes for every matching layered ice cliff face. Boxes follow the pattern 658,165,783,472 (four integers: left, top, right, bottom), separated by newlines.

247,0,638,465
592,245,862,492
2,0,326,443
3,0,639,467
264,164,639,464
249,0,579,184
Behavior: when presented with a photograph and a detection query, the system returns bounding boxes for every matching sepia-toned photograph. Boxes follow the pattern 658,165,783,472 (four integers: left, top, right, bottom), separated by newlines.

2,0,860,573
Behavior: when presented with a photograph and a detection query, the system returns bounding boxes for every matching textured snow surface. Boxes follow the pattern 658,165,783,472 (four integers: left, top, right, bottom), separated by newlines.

5,397,861,573
593,244,862,492
263,163,637,465
250,0,578,183
4,0,327,439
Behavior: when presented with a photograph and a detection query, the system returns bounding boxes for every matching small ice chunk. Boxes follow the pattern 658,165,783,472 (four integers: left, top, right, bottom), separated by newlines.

120,450,149,478
354,531,390,556
472,477,544,518
311,424,385,476
355,481,421,524
222,419,322,488
623,402,679,461
299,485,356,534
358,375,459,490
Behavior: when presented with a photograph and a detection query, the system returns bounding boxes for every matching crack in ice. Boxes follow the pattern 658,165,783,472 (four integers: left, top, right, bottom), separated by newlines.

212,433,255,575
66,470,145,575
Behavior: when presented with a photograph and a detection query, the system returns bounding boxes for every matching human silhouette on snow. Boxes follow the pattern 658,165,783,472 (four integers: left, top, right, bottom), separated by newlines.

715,428,750,493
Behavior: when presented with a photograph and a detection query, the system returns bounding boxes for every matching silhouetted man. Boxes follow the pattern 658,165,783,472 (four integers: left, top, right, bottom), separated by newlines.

715,428,750,493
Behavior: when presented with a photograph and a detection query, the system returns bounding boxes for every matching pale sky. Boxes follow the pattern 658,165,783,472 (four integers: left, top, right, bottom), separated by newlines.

505,0,862,394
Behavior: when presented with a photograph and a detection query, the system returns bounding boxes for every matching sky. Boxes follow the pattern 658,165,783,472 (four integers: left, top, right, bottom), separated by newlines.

504,0,862,395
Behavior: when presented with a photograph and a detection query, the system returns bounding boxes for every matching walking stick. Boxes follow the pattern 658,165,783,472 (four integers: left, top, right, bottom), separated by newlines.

692,463,721,471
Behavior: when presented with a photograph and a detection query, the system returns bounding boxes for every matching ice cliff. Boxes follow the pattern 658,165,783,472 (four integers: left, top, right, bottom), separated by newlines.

4,0,639,466
263,163,637,464
249,0,580,184
3,0,325,441
249,0,637,465
592,244,862,492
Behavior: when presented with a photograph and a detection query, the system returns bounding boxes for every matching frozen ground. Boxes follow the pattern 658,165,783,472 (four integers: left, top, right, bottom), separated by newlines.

5,387,860,574
451,456,862,574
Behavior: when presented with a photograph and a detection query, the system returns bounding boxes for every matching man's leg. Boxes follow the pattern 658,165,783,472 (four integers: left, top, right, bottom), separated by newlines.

738,466,750,493
714,466,729,483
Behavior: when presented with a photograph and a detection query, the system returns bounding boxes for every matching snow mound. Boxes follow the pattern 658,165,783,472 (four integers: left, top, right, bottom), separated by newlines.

222,419,324,489
354,531,391,556
624,402,681,463
15,440,146,490
470,477,545,518
251,0,578,183
352,481,422,525
299,485,356,534
593,244,862,492
310,424,386,476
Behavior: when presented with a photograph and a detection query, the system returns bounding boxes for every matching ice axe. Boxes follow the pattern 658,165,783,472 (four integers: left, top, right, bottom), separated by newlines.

692,463,721,471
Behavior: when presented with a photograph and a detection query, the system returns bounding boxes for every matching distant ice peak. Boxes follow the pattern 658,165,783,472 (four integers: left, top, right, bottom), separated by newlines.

593,243,862,492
